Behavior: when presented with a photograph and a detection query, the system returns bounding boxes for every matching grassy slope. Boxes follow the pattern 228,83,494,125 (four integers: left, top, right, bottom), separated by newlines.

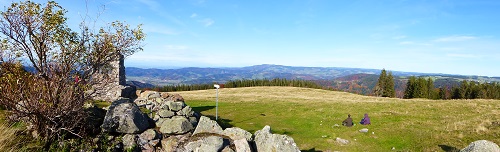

177,86,500,151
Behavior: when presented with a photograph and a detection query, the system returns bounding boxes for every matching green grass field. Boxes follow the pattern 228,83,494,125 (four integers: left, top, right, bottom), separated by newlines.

177,86,500,151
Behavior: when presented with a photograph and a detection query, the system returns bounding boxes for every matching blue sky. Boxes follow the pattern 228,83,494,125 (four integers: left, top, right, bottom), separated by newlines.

3,0,500,76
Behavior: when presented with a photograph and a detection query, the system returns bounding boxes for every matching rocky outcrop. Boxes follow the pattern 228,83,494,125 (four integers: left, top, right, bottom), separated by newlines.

193,116,223,135
159,116,194,135
89,90,301,151
181,135,224,152
460,140,500,152
222,127,253,141
254,125,301,152
101,98,150,134
134,92,198,135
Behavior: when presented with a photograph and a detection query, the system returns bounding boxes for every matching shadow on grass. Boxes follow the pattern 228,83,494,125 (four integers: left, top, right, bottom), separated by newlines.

192,106,216,113
301,148,322,152
438,144,460,152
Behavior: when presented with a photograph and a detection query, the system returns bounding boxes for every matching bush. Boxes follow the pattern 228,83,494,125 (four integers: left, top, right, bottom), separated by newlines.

0,1,144,142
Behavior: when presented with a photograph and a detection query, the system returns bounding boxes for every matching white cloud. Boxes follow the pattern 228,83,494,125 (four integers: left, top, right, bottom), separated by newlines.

199,18,214,27
190,13,198,18
434,35,478,42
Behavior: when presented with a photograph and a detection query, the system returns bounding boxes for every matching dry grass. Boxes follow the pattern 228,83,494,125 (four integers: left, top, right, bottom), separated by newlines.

177,86,500,151
0,111,23,152
0,122,20,151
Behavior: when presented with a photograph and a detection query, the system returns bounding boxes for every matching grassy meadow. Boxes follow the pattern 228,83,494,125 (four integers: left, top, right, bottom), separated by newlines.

177,86,500,151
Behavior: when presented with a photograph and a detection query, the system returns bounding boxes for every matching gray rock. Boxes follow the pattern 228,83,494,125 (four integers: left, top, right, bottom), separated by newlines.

222,127,253,141
183,136,223,152
133,97,148,107
149,139,160,147
122,134,137,150
359,128,369,133
141,91,160,99
460,140,500,152
234,138,252,152
119,85,137,99
158,109,175,118
155,118,166,127
177,106,194,117
254,125,300,152
101,99,150,134
221,146,235,152
193,116,223,135
336,137,350,145
139,129,159,141
161,136,179,152
189,116,198,127
159,116,194,135
168,101,185,111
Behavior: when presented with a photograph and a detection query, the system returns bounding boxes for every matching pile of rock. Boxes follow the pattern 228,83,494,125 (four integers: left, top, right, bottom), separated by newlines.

135,91,199,135
97,90,301,151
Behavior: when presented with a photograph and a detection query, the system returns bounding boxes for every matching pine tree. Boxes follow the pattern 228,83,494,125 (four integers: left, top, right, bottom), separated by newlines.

426,77,435,99
385,72,396,97
404,76,416,99
374,69,387,97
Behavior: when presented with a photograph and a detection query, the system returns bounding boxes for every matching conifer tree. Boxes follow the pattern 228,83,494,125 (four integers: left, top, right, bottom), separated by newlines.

374,69,387,97
385,71,396,97
404,76,417,99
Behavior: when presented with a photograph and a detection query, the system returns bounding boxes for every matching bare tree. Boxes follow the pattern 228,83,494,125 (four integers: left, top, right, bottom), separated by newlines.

0,1,144,140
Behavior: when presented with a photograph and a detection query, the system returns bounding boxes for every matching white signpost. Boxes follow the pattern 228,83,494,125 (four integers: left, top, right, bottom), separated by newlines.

214,84,220,120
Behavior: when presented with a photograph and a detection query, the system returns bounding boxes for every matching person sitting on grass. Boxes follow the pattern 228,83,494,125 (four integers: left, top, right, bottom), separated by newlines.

342,114,354,127
360,113,371,125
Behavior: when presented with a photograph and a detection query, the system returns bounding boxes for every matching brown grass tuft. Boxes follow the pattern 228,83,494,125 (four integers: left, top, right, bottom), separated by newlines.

0,122,21,151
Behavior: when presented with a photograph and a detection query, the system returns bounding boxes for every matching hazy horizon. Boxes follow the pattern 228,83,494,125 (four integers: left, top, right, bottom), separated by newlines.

124,63,500,77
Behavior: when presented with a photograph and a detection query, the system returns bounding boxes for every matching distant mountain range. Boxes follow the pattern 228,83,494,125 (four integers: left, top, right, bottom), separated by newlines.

125,64,500,89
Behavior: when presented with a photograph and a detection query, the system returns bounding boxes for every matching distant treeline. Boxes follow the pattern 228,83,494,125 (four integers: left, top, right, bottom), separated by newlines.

224,78,322,89
146,78,322,92
404,76,500,100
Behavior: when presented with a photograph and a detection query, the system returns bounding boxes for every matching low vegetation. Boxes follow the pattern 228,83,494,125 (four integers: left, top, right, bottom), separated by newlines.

179,86,500,151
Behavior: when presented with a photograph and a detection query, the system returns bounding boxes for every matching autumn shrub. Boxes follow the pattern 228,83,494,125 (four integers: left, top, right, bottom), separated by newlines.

0,0,144,143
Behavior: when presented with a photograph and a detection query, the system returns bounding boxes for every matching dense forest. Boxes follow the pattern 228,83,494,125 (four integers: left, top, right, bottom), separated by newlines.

403,76,500,100
148,78,322,92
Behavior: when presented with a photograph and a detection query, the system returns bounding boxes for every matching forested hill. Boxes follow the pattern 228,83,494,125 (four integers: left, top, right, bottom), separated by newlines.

125,64,500,87
126,64,432,86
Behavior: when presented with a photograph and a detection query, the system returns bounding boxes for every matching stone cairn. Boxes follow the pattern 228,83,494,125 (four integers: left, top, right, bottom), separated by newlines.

91,54,136,102
97,90,301,152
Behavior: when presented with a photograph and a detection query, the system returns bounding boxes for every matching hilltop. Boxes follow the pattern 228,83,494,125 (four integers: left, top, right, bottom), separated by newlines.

177,86,500,151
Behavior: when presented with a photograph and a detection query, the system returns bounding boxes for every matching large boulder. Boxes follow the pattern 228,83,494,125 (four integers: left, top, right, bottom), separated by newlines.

101,99,150,134
168,101,185,112
254,125,300,152
159,116,194,135
182,135,224,152
193,116,223,135
222,127,253,141
460,140,500,152
234,138,252,152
